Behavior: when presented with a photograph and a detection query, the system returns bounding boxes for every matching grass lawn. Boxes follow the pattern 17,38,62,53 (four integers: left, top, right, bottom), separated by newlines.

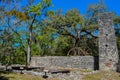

0,70,120,80
0,71,42,80
0,71,60,80
82,71,120,80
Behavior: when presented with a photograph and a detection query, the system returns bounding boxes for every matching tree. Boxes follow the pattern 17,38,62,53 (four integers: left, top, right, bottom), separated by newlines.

84,0,108,56
0,0,25,65
25,0,52,65
45,9,98,56
0,0,52,65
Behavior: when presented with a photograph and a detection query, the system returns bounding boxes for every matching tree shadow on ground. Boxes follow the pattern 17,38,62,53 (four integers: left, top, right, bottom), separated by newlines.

0,70,13,80
0,76,8,80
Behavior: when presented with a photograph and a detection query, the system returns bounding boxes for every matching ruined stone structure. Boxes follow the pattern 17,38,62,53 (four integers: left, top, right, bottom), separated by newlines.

98,12,118,71
31,56,94,70
30,12,119,71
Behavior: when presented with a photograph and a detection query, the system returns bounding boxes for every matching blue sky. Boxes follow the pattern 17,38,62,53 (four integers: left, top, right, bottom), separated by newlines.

52,0,120,15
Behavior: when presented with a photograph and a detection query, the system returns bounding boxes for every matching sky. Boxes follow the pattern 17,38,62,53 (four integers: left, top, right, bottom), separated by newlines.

51,0,120,15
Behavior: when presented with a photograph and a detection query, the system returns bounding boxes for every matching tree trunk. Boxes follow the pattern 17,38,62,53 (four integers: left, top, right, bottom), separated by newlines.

27,29,32,66
27,14,36,66
27,40,31,66
75,38,80,55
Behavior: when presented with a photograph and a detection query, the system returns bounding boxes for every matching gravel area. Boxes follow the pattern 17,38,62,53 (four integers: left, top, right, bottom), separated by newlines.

15,69,99,80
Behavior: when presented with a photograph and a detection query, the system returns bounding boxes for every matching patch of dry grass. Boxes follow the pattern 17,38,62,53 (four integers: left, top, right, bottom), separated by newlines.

1,70,120,80
82,71,120,80
0,72,42,80
0,71,60,80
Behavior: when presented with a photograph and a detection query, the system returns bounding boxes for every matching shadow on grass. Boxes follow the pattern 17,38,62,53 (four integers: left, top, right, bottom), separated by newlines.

0,70,13,80
0,70,12,74
0,76,8,80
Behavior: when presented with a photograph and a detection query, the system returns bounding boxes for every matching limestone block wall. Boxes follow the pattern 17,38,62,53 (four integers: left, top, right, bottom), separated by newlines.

30,56,94,70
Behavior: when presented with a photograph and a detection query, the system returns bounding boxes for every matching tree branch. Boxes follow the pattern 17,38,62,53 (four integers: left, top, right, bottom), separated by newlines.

81,29,98,38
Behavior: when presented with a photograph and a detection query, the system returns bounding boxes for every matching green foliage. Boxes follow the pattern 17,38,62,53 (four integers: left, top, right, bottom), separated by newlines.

12,48,26,64
65,9,85,27
28,0,51,15
47,10,55,16
45,9,98,56
0,0,119,65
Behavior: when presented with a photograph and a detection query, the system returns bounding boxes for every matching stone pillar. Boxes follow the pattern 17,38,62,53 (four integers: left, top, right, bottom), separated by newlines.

98,12,118,71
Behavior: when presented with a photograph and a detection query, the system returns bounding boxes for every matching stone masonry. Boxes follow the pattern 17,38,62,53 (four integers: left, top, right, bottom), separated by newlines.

30,56,94,70
98,12,118,71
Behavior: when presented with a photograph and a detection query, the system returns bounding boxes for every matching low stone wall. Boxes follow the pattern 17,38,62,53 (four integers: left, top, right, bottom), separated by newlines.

30,56,94,70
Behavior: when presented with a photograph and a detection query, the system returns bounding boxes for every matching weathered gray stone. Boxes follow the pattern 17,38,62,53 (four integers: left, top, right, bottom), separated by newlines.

30,56,94,70
98,12,118,71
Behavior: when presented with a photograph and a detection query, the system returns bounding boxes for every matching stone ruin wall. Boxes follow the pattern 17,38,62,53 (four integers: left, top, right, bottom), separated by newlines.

30,56,94,70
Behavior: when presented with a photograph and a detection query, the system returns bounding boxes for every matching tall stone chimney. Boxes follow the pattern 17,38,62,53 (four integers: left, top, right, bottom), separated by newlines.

98,12,118,71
